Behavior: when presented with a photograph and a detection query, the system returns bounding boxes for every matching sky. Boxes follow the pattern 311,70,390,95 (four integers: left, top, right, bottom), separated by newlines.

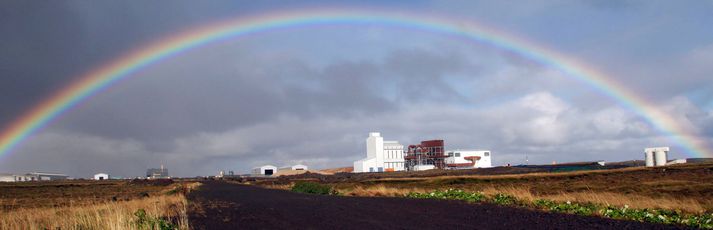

1,1,712,178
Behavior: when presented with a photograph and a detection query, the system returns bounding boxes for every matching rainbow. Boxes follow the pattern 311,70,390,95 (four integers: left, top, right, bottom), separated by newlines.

0,8,709,158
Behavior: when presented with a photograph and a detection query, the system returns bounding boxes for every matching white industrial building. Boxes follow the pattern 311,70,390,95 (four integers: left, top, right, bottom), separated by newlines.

291,164,308,171
0,172,68,182
252,165,278,176
353,132,405,173
644,147,687,167
279,164,308,171
445,150,493,169
94,173,109,180
444,150,492,169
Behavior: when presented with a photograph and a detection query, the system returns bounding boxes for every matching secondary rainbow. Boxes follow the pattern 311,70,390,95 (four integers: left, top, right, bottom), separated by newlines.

0,8,709,158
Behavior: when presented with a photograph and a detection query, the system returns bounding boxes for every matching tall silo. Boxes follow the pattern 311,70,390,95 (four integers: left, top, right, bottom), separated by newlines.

644,147,670,167
644,150,655,167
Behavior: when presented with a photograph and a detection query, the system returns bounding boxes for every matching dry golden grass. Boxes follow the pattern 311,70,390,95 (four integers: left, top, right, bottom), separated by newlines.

343,184,710,213
0,182,201,230
477,185,708,213
339,184,428,197
368,166,647,182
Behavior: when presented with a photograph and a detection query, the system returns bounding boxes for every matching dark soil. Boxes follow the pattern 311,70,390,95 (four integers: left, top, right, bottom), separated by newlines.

0,180,173,211
187,181,687,230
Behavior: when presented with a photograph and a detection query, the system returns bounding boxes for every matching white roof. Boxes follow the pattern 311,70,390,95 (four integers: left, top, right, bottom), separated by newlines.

30,172,68,176
253,165,277,169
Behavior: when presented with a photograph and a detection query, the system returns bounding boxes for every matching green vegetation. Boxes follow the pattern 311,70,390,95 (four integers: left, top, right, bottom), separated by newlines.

291,181,338,195
406,189,713,229
134,209,177,230
492,193,518,206
406,189,485,202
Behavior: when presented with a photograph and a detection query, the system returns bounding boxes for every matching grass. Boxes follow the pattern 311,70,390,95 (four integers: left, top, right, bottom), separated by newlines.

339,184,709,213
0,182,200,230
403,189,713,229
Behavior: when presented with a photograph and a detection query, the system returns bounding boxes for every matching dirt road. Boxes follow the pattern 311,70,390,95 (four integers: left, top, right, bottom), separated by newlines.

188,181,686,229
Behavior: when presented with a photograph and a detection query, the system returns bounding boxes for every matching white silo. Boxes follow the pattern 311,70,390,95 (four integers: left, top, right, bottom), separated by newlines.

644,150,655,167
654,150,668,166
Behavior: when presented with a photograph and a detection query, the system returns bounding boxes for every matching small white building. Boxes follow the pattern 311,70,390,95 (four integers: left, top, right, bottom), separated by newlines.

252,165,278,176
445,150,493,169
290,164,308,171
94,173,109,180
353,132,405,173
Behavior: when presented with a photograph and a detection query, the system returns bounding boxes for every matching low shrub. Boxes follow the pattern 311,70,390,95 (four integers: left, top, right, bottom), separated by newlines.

534,199,597,216
492,193,518,206
406,189,485,203
291,181,337,195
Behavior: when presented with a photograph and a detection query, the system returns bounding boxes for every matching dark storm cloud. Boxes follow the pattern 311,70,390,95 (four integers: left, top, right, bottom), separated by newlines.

2,1,712,177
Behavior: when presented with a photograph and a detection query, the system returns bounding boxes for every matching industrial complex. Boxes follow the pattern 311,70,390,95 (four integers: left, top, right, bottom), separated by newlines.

354,132,493,173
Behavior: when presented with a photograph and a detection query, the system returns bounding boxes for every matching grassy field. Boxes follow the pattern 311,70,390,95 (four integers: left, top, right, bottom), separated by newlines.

0,179,198,229
259,163,713,214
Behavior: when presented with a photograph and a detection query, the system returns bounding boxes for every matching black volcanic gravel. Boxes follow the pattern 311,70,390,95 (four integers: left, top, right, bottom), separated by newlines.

187,181,689,230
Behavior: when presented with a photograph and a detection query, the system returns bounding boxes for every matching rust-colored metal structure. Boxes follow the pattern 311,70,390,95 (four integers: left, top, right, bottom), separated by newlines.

446,156,481,168
405,140,446,171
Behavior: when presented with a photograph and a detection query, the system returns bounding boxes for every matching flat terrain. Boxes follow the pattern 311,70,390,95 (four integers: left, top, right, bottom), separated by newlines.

187,181,686,229
254,163,713,212
0,179,174,211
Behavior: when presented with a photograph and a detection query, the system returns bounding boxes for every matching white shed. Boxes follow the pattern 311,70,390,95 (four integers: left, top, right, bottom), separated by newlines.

94,173,109,180
291,164,308,171
252,165,278,176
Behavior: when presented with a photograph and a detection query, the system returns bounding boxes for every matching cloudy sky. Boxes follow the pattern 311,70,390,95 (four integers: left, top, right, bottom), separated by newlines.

1,1,712,178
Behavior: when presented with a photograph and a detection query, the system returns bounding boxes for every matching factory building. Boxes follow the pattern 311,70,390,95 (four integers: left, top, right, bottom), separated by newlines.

253,165,278,176
94,173,109,180
445,150,492,169
644,147,690,167
353,132,405,173
405,140,446,171
146,165,169,179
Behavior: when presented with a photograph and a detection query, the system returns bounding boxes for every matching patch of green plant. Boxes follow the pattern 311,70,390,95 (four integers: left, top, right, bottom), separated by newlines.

491,193,518,206
406,189,485,203
291,181,338,195
134,209,177,230
534,199,597,216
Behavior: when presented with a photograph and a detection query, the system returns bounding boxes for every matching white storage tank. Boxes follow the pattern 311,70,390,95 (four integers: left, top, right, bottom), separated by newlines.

645,151,655,167
644,147,669,167
654,150,668,166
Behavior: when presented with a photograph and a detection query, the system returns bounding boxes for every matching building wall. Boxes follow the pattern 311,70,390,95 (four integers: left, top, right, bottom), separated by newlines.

383,142,405,171
405,140,446,171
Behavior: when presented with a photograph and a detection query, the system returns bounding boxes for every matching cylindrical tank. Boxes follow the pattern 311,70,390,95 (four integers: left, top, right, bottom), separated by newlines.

645,151,655,167
654,150,667,166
